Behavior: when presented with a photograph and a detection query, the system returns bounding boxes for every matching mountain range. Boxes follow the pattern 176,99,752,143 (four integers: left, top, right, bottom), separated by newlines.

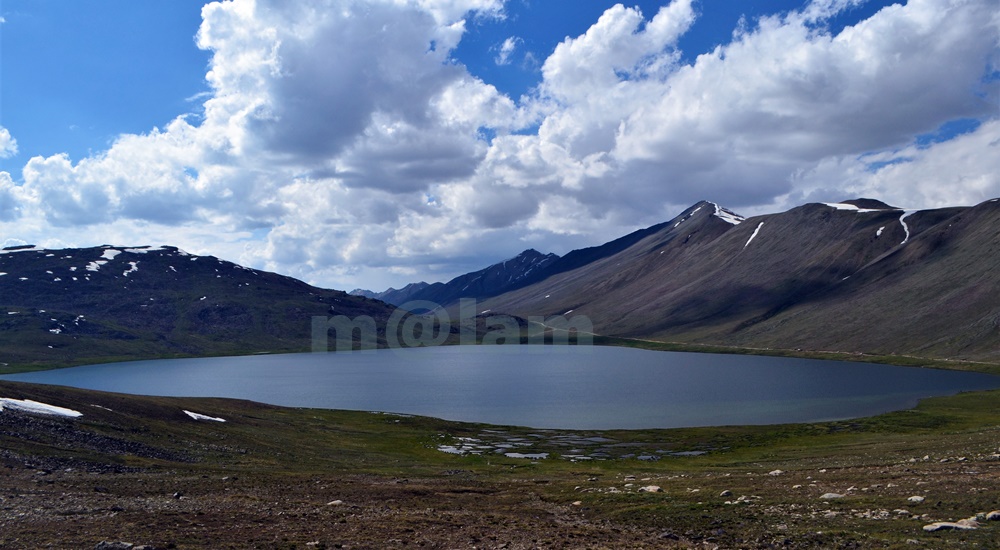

350,206,744,307
477,198,1000,362
3,197,998,370
0,245,394,371
364,198,1000,363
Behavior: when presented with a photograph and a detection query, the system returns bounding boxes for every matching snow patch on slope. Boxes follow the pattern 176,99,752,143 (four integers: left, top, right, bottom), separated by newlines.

899,211,915,245
674,206,704,228
0,246,42,254
823,202,887,213
712,203,744,225
124,246,166,254
0,398,82,418
744,222,764,248
183,410,226,422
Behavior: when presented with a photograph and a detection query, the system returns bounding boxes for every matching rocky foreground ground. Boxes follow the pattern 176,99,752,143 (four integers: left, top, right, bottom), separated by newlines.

2,379,1000,548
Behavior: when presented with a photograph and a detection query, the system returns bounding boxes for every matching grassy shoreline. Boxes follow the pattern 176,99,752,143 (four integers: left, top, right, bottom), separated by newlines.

5,331,1000,376
592,335,1000,375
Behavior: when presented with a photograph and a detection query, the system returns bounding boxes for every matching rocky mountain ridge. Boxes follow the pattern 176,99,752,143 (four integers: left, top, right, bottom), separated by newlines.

0,245,394,370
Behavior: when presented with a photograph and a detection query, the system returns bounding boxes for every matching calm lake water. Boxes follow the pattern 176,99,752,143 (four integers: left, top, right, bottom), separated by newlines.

3,346,998,429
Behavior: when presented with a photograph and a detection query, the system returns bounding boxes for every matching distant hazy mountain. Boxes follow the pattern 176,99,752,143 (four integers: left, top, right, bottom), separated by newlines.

478,198,1000,362
0,245,395,370
349,282,431,305
357,249,560,307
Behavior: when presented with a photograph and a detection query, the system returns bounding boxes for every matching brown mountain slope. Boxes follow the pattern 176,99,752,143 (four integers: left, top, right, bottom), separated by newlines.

476,201,739,328
724,199,1000,361
480,199,1000,362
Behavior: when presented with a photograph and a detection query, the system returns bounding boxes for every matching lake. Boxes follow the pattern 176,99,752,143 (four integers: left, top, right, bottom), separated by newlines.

3,345,998,429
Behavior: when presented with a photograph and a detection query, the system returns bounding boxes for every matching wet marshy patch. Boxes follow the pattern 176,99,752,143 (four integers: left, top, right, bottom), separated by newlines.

434,428,711,461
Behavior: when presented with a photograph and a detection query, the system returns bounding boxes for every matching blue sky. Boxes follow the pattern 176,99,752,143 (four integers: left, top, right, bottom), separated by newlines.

0,0,997,291
0,0,210,169
1,0,905,171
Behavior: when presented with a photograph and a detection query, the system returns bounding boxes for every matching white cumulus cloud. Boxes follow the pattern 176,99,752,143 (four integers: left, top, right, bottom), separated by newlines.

0,127,17,158
0,172,23,221
788,119,1000,209
494,36,520,65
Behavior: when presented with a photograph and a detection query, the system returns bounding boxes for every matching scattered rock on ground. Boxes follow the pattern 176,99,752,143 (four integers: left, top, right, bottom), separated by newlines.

639,485,662,493
922,520,977,532
819,493,844,500
907,495,925,503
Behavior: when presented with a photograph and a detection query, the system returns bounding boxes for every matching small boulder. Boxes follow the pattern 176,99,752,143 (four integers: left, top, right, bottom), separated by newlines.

957,517,979,528
907,495,925,504
639,485,663,493
923,521,977,532
719,490,732,497
326,500,344,506
986,510,1000,521
819,493,844,500
768,469,784,476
